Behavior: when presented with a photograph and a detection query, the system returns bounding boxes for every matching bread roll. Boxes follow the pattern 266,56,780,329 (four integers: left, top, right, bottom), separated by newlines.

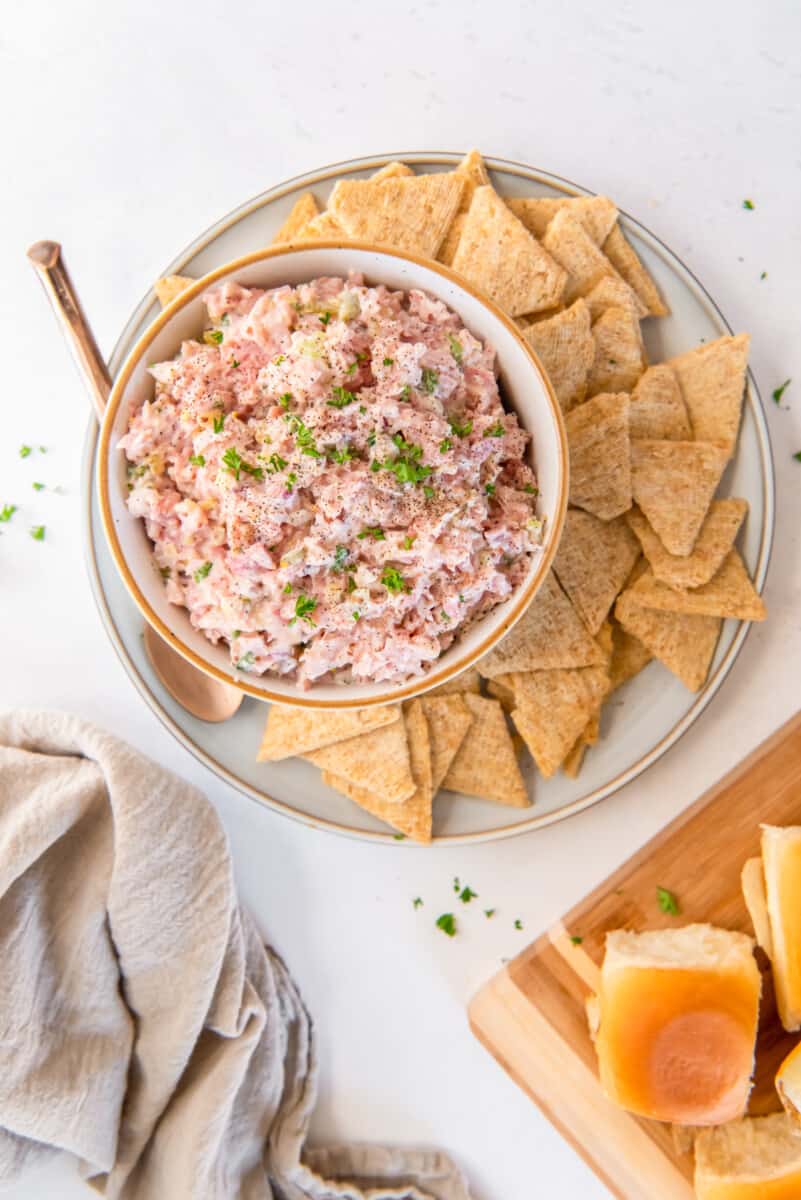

761,825,801,1031
695,1112,801,1198
591,924,760,1124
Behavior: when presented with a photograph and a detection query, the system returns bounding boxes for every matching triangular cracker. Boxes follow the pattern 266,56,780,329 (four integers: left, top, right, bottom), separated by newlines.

485,675,516,712
585,275,648,320
322,770,431,843
508,195,619,246
438,150,494,266
419,694,473,791
630,439,730,556
442,695,529,807
328,172,465,258
478,570,607,678
511,667,610,778
602,224,669,317
257,703,399,761
451,185,567,316
565,392,632,520
522,299,595,412
272,193,320,244
306,717,414,804
587,305,646,396
541,208,622,305
668,333,750,452
562,712,602,778
625,547,766,622
428,668,481,696
154,275,195,308
615,582,721,691
296,210,345,240
630,364,692,441
553,510,641,633
626,499,747,589
370,161,414,180
609,617,653,691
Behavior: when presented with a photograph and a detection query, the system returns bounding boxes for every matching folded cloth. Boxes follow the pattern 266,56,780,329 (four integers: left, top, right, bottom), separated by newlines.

0,711,470,1200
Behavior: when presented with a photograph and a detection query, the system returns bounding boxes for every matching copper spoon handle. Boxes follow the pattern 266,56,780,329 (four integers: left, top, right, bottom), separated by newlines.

27,240,111,421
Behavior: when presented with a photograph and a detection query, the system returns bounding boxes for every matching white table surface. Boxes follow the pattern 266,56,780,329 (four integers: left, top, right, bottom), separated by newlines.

3,2,800,1196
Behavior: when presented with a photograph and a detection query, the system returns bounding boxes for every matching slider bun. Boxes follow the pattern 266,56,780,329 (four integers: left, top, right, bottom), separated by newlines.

592,925,760,1125
776,1040,801,1128
761,825,801,1032
695,1112,801,1199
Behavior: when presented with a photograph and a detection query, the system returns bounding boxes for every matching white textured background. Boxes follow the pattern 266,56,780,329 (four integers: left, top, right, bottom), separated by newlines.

2,2,800,1196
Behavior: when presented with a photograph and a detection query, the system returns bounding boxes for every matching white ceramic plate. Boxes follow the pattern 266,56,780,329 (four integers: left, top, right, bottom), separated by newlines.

83,152,775,845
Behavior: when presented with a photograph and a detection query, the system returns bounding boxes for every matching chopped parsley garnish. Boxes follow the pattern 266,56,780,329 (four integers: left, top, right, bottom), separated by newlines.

385,456,431,485
266,453,287,473
278,392,292,409
283,582,293,594
772,379,791,405
159,566,171,579
423,485,434,500
346,576,357,593
30,525,45,541
421,367,439,394
286,472,297,490
370,459,381,473
485,421,505,438
657,886,679,915
290,594,317,626
448,416,473,438
193,561,213,582
514,919,523,931
319,310,332,326
0,504,17,522
392,833,405,840
524,483,538,495
230,357,240,369
760,271,767,280
352,610,360,621
447,333,463,364
232,629,241,638
413,897,423,909
381,565,408,593
288,416,322,458
328,445,356,464
212,413,226,433
358,526,385,541
366,431,377,446
570,935,583,945
203,329,224,345
383,356,394,366
484,909,496,919
332,545,349,570
222,447,264,481
19,445,32,458
39,446,46,453
346,361,358,375
439,437,452,453
402,535,415,550
742,198,755,210
328,386,356,409
459,886,478,903
794,451,801,463
236,651,255,670
32,481,45,491
436,913,457,937
485,482,496,496
399,385,412,402
359,404,367,414
273,353,285,364
189,453,206,467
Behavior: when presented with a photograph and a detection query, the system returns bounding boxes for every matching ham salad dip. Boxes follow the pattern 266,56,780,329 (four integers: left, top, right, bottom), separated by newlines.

120,275,543,687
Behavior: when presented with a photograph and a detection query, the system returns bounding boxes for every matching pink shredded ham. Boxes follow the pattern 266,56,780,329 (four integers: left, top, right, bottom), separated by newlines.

119,275,542,687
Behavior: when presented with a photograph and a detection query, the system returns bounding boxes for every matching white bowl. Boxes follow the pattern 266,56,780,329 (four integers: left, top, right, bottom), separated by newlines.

98,242,568,709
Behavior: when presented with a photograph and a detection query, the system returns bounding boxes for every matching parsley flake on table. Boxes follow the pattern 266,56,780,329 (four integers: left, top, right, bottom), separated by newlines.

514,919,523,931
742,198,755,210
447,334,463,364
657,886,680,915
29,525,45,541
459,886,478,903
484,909,496,919
193,561,213,582
760,271,767,280
436,913,457,937
289,594,317,626
328,386,356,409
772,379,791,405
0,504,17,522
413,897,423,909
453,876,460,893
19,445,32,458
189,454,205,467
794,451,801,463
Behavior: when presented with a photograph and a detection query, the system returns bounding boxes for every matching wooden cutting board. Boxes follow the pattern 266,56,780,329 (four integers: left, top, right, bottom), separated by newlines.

469,711,801,1200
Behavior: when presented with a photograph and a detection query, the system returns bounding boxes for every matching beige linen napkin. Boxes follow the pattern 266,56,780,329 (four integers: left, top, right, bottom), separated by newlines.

0,711,470,1200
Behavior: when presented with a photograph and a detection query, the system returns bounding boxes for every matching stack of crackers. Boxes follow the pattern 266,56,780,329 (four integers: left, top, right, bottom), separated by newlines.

154,151,767,840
